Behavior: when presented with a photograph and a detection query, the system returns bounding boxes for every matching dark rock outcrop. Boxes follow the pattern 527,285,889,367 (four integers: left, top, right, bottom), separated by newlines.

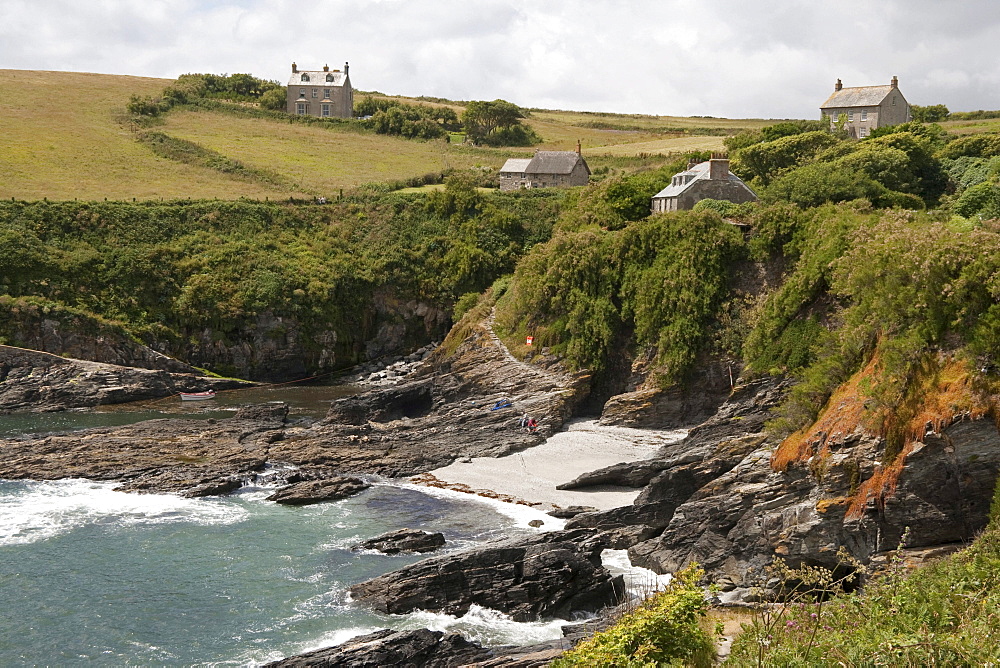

348,529,624,622
266,476,370,505
263,628,493,668
355,528,446,554
0,402,289,496
0,345,251,413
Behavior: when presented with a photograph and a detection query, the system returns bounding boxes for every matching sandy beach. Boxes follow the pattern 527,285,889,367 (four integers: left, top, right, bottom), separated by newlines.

416,419,687,511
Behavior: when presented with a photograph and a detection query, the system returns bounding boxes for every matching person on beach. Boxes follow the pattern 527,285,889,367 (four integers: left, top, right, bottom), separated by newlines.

527,417,538,433
519,413,529,429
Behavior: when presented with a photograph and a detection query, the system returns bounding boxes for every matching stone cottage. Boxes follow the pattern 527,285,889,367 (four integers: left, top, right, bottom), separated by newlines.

286,62,353,118
499,148,590,191
650,158,757,213
820,76,911,139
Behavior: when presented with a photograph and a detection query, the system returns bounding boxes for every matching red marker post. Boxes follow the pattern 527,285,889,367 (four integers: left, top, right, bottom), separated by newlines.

526,336,534,346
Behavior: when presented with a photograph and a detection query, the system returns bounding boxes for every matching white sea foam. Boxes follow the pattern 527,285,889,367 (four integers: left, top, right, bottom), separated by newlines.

398,604,567,646
393,481,566,531
602,548,672,599
0,478,246,545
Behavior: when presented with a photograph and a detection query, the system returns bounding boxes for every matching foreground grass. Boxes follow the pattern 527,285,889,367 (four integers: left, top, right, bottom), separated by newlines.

727,527,1000,665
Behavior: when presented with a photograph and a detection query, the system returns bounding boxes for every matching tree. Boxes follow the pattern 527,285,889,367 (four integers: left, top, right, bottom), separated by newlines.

911,104,950,123
461,100,538,146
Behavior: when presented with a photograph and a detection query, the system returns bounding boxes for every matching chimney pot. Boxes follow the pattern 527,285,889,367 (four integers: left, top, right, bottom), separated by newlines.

576,139,581,155
292,62,298,73
344,61,350,76
891,75,898,88
835,78,843,91
323,63,329,72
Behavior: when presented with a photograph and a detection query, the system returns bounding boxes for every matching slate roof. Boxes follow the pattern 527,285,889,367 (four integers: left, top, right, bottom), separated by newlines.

500,158,533,174
820,85,893,109
652,161,754,199
288,70,348,87
500,151,588,176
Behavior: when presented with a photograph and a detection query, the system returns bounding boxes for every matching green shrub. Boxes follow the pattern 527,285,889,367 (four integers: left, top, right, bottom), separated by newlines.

553,565,716,667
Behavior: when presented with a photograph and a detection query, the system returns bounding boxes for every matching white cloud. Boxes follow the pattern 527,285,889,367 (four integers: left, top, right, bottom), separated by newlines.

2,0,999,117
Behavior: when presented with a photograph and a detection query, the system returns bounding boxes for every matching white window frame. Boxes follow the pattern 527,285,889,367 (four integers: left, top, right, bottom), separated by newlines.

323,89,330,99
861,110,868,121
848,111,854,122
296,102,307,115
321,104,331,117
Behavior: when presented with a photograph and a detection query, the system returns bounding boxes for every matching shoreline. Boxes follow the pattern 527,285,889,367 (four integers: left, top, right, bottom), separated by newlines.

412,418,687,512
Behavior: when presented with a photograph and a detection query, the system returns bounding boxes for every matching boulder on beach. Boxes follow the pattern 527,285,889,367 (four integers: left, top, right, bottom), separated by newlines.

266,476,370,505
355,528,446,554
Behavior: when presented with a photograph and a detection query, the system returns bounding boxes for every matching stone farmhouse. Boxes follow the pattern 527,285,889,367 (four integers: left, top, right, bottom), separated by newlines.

651,158,757,213
820,76,911,139
286,62,353,118
499,148,590,191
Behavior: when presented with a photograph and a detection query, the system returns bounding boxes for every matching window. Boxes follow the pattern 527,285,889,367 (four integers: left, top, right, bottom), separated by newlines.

861,110,868,121
848,111,854,122
859,127,868,138
326,74,334,82
300,73,310,82
296,102,307,115
321,104,331,117
299,89,305,97
892,96,896,106
324,89,330,99
312,88,318,98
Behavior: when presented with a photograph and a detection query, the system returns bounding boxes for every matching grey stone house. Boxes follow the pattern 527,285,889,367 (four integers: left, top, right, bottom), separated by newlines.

286,62,353,118
820,76,911,139
650,158,757,213
499,150,590,191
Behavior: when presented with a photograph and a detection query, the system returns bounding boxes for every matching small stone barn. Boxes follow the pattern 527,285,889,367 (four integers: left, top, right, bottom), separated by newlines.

499,150,590,191
820,76,911,139
286,61,353,118
651,158,757,213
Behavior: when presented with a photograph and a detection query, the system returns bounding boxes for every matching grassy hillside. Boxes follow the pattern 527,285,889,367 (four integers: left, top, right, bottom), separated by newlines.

0,70,293,200
1,69,780,201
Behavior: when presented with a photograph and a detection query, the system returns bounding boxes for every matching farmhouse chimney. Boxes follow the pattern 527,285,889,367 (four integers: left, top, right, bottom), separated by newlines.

344,61,350,76
708,157,730,181
576,139,581,155
891,75,898,88
835,78,842,91
323,64,329,72
292,62,297,73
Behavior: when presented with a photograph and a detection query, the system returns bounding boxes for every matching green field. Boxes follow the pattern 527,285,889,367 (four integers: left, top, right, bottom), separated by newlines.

0,69,789,200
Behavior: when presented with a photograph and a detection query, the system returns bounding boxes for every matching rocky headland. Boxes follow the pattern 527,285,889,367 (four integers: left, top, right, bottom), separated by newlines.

4,311,1000,665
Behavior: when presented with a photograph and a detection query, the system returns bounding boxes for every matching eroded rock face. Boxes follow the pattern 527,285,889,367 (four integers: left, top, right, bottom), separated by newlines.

570,377,1000,600
348,529,624,622
355,528,446,554
0,345,251,413
263,628,493,668
266,476,370,505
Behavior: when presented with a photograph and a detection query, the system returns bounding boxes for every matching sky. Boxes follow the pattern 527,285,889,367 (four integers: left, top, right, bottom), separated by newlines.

3,0,1000,119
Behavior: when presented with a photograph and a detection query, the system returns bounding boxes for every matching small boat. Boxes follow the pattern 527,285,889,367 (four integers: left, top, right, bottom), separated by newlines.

180,390,216,401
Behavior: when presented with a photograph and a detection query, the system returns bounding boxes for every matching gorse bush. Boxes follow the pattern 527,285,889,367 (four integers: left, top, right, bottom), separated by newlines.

553,565,716,667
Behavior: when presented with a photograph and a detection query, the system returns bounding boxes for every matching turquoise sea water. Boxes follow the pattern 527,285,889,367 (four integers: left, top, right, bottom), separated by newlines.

0,388,662,665
0,477,568,666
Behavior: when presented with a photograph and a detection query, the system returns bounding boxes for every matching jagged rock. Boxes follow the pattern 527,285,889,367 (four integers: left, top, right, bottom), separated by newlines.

348,529,625,622
0,403,287,494
355,528,446,554
571,375,1000,599
266,476,370,505
547,506,598,518
182,477,243,498
0,345,251,414
263,628,493,667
